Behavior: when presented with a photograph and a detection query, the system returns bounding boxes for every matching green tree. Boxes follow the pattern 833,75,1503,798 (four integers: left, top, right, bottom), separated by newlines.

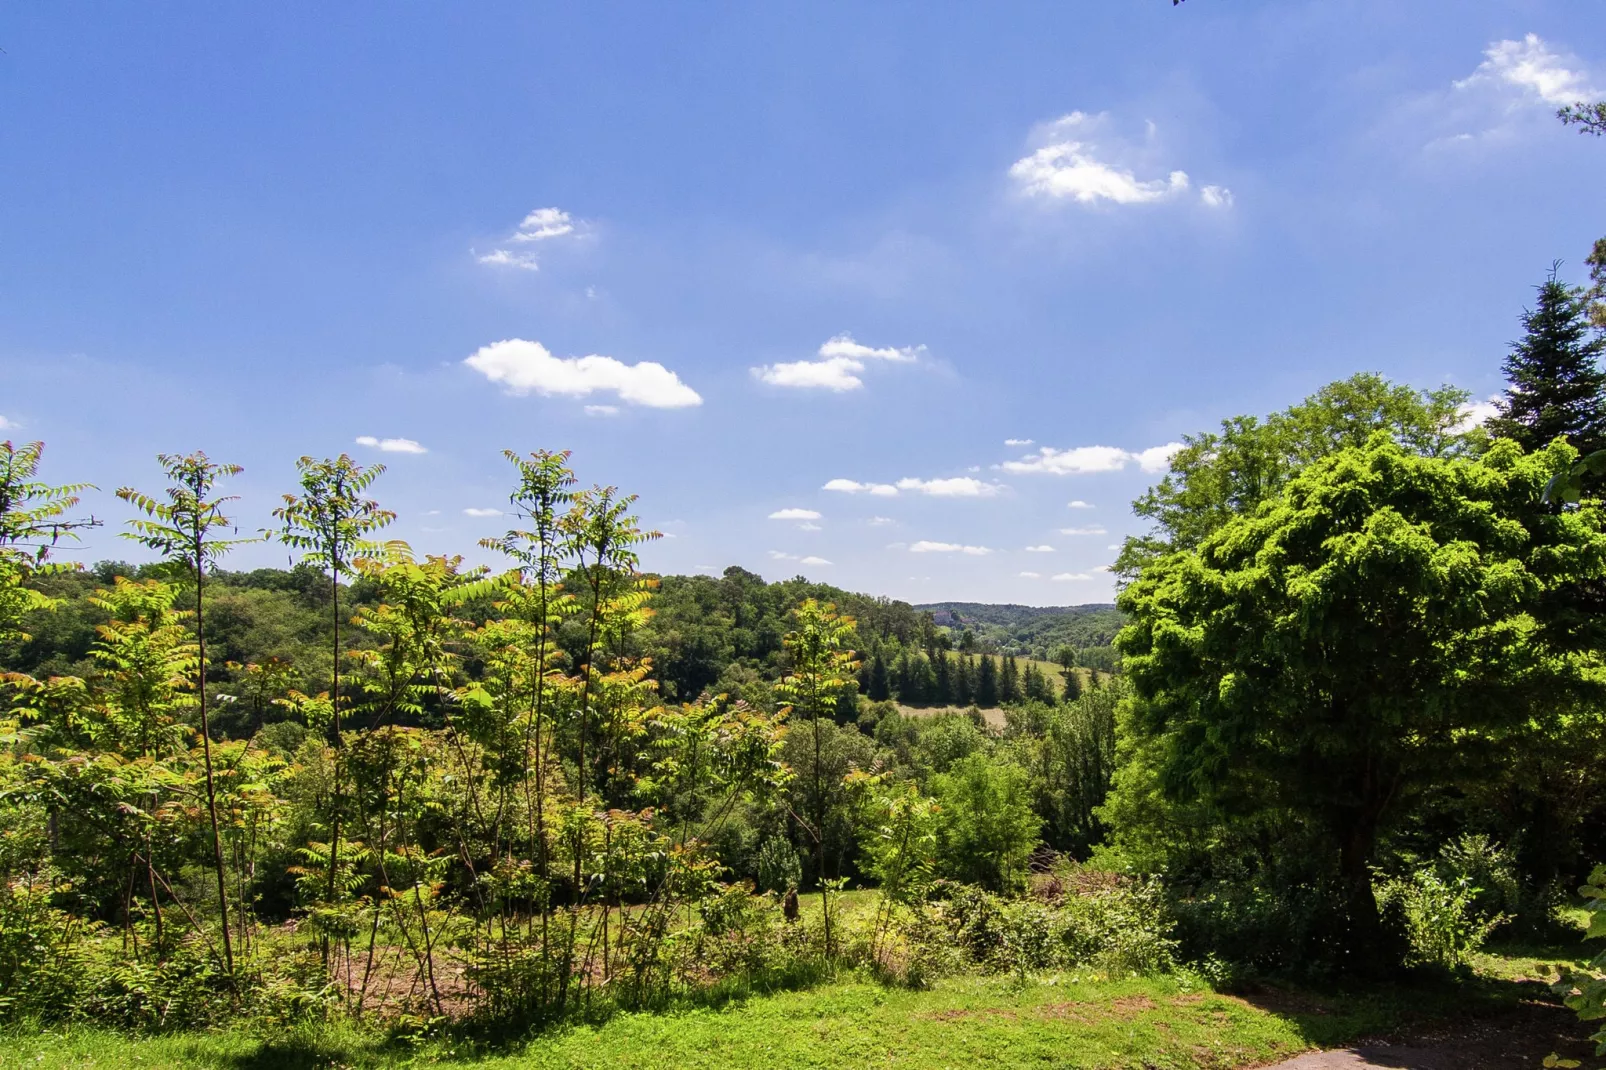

867,652,891,701
931,753,1041,891
1060,665,1083,704
1119,373,1474,575
118,452,254,980
1116,435,1605,960
776,599,859,954
975,654,999,707
271,455,393,938
999,654,1021,705
1485,269,1606,456
0,441,95,647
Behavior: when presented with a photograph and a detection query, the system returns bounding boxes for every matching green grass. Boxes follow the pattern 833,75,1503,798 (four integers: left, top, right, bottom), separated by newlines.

1,925,1586,1070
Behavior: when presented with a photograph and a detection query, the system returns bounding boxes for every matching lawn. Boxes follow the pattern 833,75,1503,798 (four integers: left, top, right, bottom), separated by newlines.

0,939,1585,1070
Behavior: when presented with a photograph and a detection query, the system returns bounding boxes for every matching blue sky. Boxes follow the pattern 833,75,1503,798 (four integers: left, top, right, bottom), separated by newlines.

2,2,1602,604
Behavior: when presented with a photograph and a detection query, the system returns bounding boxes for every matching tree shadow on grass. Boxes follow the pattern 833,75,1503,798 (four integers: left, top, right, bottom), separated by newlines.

1232,973,1594,1070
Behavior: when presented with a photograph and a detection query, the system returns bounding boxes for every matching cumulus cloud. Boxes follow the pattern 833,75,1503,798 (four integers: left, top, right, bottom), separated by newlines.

1456,34,1600,106
511,207,575,242
465,339,702,409
1025,545,1056,553
476,207,581,270
1001,442,1182,475
1135,442,1185,472
1018,571,1042,579
767,550,796,561
753,334,924,392
868,516,896,526
769,508,822,521
1067,500,1093,509
584,404,620,417
355,435,428,454
1005,438,1034,446
1060,525,1107,536
909,540,992,556
464,507,503,518
799,556,832,566
1011,111,1231,210
823,478,899,496
1052,572,1092,581
1454,397,1502,433
896,476,1003,498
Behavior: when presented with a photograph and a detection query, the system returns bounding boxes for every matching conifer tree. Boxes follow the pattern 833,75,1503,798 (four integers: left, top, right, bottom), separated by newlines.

953,654,974,706
1487,269,1606,455
976,654,999,707
868,652,891,701
1061,665,1083,704
932,649,952,705
999,654,1021,705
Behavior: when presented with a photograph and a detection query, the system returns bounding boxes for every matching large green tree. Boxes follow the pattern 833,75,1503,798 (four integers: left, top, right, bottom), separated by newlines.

1119,373,1474,575
1117,435,1606,958
1486,270,1606,456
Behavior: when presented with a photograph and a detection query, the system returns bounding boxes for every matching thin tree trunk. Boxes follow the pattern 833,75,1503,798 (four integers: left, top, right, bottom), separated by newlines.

193,542,235,981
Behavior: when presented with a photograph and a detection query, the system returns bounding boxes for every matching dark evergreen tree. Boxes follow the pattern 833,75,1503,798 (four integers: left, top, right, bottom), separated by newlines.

1022,662,1055,703
1487,269,1606,455
932,650,953,704
953,654,974,705
868,652,891,701
999,655,1021,705
976,654,1000,707
1061,666,1083,704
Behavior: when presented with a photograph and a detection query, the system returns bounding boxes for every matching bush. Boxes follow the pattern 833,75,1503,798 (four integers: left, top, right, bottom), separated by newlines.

756,836,802,894
931,754,1041,892
1376,867,1506,970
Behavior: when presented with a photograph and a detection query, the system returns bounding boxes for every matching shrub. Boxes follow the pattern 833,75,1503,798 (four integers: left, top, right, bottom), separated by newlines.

931,754,1041,892
1376,867,1505,970
756,836,803,894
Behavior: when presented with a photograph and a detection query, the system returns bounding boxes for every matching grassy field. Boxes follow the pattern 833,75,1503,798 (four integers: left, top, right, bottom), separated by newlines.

1,937,1589,1070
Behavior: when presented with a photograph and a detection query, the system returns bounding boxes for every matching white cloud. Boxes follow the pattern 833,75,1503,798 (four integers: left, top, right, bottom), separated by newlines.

1024,545,1056,553
1135,442,1185,472
1001,445,1132,474
1004,438,1034,446
767,550,796,561
752,333,923,392
896,476,1004,498
1061,525,1107,536
0,415,15,430
355,435,428,454
476,207,582,271
695,564,719,573
1018,571,1042,579
1052,572,1092,582
465,338,702,409
1002,442,1181,476
1067,500,1093,509
1200,185,1234,209
909,540,992,556
824,478,899,496
1454,397,1502,433
798,521,822,531
1094,564,1113,573
1011,112,1191,206
512,207,575,242
769,508,822,521
1455,34,1600,106
799,556,832,566
464,507,503,518
584,404,620,417
868,516,896,526
816,335,921,363
477,249,540,271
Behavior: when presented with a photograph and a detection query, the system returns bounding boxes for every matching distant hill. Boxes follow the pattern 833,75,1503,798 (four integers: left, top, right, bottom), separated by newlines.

915,602,1124,664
